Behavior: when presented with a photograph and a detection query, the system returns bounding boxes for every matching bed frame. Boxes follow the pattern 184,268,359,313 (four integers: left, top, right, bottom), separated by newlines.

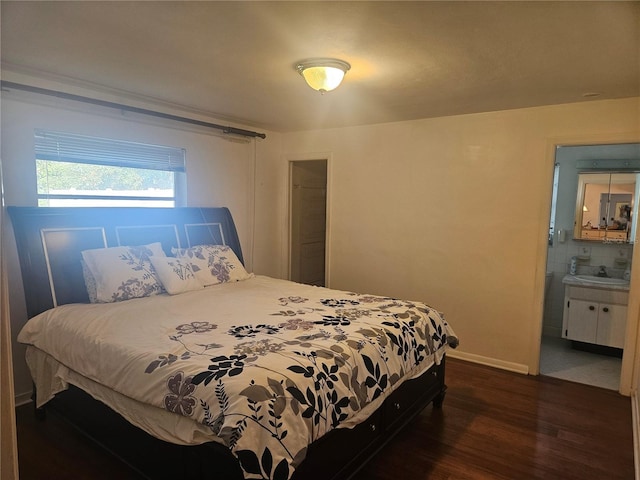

9,206,448,480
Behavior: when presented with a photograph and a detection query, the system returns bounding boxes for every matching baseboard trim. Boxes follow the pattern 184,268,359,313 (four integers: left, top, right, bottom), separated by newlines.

447,350,529,375
632,391,639,480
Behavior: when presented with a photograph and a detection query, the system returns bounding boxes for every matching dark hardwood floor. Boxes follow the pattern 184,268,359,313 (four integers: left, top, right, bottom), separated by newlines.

16,358,634,479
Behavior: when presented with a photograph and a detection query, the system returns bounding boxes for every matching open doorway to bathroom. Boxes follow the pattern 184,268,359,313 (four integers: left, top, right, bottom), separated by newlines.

541,143,639,391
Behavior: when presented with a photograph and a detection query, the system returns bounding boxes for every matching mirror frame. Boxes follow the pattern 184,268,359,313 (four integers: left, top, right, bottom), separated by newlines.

574,172,637,243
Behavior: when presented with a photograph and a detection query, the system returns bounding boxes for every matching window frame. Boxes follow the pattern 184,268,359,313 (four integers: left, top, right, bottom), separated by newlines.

34,129,186,207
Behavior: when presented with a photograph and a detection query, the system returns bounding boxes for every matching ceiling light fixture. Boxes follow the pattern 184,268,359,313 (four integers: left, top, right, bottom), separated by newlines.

296,58,351,94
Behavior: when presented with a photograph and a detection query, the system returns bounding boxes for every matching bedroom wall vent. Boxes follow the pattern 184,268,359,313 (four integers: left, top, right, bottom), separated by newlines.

295,58,351,94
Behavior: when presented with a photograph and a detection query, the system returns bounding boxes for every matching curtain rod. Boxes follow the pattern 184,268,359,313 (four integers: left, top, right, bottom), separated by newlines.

0,80,267,139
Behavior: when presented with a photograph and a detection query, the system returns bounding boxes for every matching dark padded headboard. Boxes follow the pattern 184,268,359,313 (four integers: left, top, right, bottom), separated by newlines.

8,207,244,318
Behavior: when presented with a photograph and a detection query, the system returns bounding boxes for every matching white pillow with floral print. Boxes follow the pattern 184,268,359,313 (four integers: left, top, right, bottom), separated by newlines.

81,259,99,303
81,242,166,303
171,244,252,287
149,256,203,295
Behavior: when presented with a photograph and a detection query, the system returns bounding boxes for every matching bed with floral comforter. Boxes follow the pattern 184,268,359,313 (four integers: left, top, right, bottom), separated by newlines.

19,275,456,480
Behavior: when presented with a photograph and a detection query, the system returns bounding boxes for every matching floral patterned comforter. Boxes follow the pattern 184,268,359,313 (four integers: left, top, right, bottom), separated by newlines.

18,275,456,480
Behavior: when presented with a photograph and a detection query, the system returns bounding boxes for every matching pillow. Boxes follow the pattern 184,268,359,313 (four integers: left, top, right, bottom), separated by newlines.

81,242,166,303
149,256,203,295
81,259,98,303
172,244,252,287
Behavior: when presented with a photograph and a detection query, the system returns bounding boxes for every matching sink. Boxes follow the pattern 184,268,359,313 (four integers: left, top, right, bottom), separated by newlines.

572,275,630,285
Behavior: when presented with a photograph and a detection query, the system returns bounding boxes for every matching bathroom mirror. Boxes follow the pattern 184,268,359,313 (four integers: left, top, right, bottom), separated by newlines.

574,172,638,243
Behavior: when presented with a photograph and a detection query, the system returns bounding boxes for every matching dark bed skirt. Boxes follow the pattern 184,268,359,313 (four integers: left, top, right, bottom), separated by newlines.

38,357,447,480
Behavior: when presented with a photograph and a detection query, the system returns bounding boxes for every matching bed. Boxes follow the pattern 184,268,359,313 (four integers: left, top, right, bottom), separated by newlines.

9,206,457,480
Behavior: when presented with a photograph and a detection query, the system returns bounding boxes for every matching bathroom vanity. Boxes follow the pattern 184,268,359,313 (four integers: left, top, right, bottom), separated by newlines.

562,275,630,349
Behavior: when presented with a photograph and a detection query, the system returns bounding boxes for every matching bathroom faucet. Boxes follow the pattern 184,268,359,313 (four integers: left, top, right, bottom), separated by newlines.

597,265,608,278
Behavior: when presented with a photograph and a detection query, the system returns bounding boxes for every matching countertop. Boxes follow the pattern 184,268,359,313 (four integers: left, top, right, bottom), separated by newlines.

562,274,630,292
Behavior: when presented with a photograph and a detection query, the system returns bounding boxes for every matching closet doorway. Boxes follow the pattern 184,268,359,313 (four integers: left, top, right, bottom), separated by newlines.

289,159,327,286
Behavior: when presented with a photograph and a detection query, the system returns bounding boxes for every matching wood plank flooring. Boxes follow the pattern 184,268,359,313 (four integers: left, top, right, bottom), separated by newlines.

15,358,634,479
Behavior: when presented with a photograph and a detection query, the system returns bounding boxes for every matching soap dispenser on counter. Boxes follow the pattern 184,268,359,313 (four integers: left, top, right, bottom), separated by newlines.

569,256,577,275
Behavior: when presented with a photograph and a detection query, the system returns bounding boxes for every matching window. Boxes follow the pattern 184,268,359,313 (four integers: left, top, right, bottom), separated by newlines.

35,129,186,207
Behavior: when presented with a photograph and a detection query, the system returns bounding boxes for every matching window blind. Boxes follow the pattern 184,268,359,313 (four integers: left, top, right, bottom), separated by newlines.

34,129,186,172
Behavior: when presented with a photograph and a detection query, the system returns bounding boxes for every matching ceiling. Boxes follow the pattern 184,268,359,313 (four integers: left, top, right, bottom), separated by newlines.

1,1,639,133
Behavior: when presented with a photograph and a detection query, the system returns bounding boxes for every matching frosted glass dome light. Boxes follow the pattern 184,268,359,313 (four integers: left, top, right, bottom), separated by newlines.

296,59,351,94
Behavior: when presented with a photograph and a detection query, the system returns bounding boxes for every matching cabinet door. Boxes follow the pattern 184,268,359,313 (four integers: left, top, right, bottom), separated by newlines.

565,299,598,343
605,230,628,241
581,230,604,240
596,304,627,348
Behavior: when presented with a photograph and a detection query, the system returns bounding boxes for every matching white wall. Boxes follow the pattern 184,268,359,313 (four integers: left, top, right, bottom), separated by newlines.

275,98,640,374
1,93,282,401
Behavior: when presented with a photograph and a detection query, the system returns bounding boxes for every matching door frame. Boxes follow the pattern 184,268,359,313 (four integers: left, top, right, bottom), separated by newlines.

534,132,640,396
285,153,332,288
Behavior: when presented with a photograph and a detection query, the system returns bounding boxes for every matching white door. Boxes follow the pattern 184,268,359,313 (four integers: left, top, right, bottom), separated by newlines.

290,160,327,286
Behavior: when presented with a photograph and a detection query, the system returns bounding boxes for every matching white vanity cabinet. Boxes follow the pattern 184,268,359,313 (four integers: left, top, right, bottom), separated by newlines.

562,282,629,349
